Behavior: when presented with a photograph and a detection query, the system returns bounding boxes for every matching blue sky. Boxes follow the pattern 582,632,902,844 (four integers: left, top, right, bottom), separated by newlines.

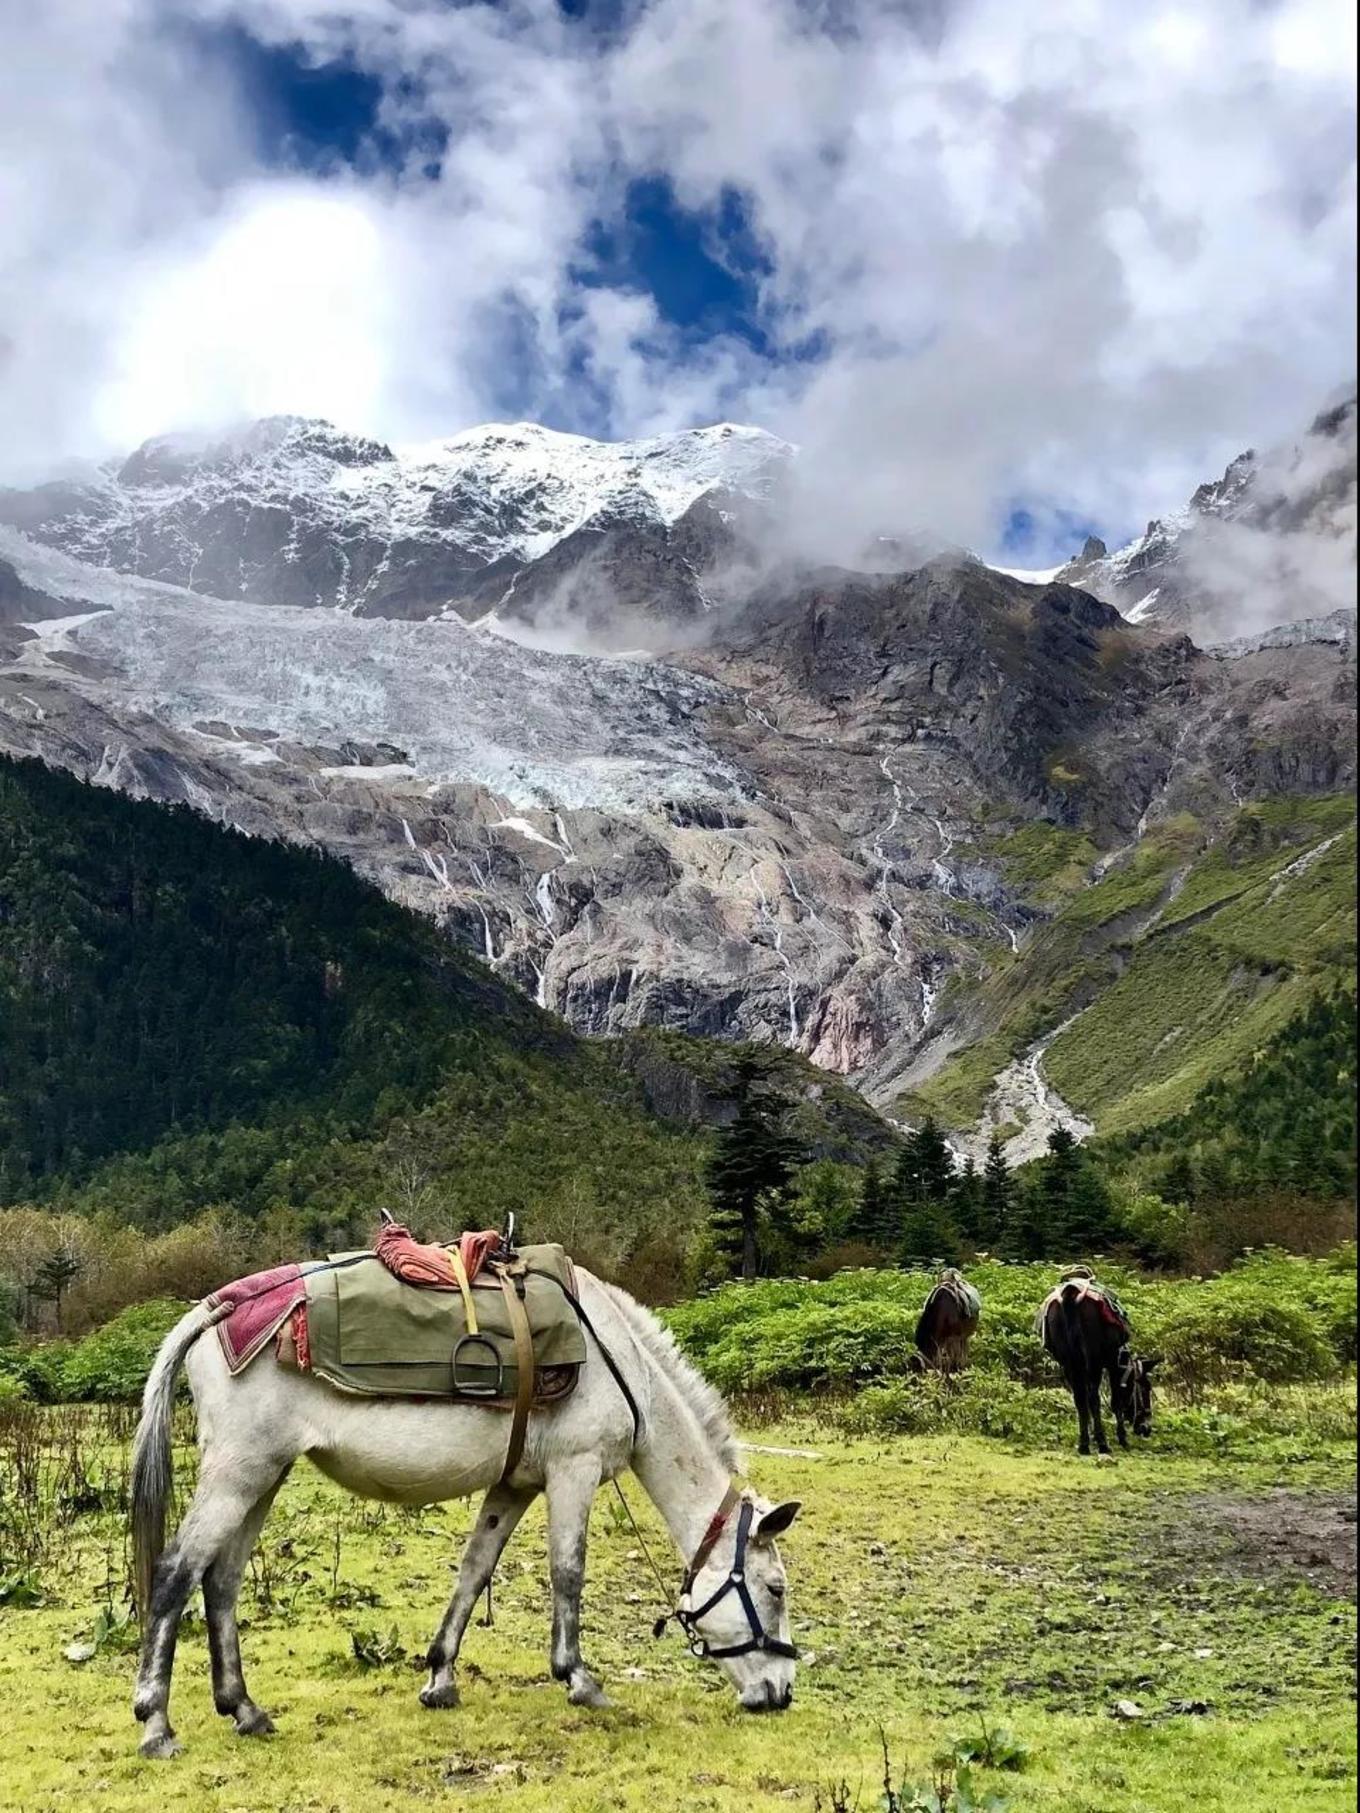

211,23,775,353
198,20,1101,558
4,2,1354,566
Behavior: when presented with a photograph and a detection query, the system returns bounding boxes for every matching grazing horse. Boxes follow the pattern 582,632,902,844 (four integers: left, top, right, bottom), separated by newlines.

1038,1270,1156,1455
914,1269,981,1374
129,1275,800,1760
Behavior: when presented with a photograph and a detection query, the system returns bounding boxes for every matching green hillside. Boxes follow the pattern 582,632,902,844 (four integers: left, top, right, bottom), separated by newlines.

0,756,706,1268
904,796,1357,1136
1102,988,1356,1209
0,757,897,1302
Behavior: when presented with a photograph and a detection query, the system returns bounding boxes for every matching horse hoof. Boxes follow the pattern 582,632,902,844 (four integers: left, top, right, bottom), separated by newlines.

419,1680,460,1711
138,1733,184,1761
567,1676,611,1710
234,1707,276,1737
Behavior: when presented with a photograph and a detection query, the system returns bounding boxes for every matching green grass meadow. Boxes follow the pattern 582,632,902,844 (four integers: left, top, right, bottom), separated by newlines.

1,1403,1354,1813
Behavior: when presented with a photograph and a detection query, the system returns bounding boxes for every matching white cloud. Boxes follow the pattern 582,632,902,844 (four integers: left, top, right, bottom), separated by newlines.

94,186,392,442
0,0,1353,561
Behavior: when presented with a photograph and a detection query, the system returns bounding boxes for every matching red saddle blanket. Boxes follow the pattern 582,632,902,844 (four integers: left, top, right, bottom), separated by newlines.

206,1263,310,1374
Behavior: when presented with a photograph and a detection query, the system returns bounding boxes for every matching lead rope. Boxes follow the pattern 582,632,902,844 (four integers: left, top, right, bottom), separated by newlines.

610,1479,681,1638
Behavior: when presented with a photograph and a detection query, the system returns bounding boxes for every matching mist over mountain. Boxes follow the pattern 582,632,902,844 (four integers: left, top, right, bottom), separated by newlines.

0,398,1353,1156
1054,391,1358,643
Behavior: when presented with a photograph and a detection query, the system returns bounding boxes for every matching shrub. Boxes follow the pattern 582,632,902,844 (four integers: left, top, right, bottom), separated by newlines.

666,1250,1357,1406
0,1342,72,1404
0,1300,189,1404
843,1375,1070,1445
1152,1291,1336,1388
56,1300,190,1402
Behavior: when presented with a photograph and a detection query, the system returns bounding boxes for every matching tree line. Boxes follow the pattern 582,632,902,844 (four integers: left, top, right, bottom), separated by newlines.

704,992,1356,1281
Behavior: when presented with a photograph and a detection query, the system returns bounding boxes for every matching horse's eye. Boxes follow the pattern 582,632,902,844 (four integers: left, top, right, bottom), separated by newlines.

769,1581,786,1599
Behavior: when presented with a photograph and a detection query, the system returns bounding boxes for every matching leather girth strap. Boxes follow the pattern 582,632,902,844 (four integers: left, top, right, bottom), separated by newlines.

496,1264,535,1482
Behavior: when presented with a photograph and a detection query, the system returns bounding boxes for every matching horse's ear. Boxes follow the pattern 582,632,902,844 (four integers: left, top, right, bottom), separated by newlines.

754,1501,801,1544
1142,1356,1160,1374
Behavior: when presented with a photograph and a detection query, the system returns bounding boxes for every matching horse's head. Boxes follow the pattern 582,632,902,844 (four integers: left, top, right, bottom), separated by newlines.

1117,1346,1157,1437
679,1496,800,1712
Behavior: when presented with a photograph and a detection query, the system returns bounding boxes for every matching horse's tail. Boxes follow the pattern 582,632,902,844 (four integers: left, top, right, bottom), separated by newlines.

1059,1284,1088,1378
131,1303,213,1618
914,1287,941,1360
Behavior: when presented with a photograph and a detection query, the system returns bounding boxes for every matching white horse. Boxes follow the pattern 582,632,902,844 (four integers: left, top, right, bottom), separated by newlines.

130,1272,801,1759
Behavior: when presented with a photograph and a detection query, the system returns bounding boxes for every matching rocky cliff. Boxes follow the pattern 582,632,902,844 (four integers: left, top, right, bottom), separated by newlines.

1,411,1353,1150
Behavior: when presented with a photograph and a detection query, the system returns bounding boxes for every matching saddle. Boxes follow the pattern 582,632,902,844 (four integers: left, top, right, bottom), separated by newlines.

1033,1271,1131,1340
299,1241,586,1402
930,1268,982,1320
205,1227,588,1480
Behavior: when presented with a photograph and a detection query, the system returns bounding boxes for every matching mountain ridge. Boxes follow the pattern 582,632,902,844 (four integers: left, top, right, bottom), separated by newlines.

1054,391,1357,641
0,401,1354,1156
0,416,791,640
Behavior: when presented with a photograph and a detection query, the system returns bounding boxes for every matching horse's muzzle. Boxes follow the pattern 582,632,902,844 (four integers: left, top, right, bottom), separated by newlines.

741,1679,794,1713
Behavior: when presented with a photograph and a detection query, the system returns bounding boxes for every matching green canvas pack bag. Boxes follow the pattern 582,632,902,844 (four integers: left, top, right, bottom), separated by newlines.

302,1243,587,1400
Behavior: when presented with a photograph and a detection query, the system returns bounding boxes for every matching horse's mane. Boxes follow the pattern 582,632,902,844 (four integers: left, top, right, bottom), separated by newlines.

595,1281,738,1471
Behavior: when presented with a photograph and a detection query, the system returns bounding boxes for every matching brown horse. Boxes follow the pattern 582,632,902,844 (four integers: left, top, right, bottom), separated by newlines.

914,1269,981,1374
1038,1271,1156,1454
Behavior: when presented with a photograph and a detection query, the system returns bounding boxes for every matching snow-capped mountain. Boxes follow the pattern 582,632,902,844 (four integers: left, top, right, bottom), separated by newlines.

1,404,1354,1143
1054,393,1357,640
0,417,791,647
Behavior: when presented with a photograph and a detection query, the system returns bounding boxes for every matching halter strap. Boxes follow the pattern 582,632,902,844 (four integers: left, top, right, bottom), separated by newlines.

655,1484,799,1664
681,1482,744,1591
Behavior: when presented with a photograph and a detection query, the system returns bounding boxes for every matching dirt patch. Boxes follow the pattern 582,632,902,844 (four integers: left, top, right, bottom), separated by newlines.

1179,1490,1357,1599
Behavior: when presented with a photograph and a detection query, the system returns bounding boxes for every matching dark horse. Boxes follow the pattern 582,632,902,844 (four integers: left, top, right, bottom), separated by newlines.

1038,1270,1156,1454
914,1269,981,1374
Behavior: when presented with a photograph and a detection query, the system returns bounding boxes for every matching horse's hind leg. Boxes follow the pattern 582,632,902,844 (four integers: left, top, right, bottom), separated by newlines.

204,1475,288,1736
1070,1377,1091,1454
421,1481,539,1710
1088,1379,1111,1456
134,1464,280,1759
545,1456,608,1708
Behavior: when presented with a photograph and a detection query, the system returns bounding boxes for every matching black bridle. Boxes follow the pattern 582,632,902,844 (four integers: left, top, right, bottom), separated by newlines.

653,1488,799,1662
528,1279,795,1668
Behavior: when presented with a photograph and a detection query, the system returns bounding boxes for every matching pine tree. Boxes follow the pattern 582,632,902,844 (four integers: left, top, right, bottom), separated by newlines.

854,1157,898,1251
28,1248,82,1334
900,1197,961,1266
1161,1152,1197,1204
1036,1126,1116,1253
1000,1173,1047,1260
1038,1125,1080,1244
951,1156,984,1244
893,1115,956,1206
981,1134,1012,1247
705,1055,803,1280
892,1115,960,1264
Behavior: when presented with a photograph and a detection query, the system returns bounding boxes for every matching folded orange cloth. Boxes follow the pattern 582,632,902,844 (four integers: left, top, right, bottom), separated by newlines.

458,1228,499,1282
375,1223,503,1289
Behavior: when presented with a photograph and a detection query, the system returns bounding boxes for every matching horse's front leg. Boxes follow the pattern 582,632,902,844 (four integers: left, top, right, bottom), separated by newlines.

421,1482,539,1709
1108,1366,1129,1450
545,1456,609,1708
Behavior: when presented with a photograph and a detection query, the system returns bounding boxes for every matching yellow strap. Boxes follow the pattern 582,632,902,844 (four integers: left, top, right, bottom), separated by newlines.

448,1248,479,1335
